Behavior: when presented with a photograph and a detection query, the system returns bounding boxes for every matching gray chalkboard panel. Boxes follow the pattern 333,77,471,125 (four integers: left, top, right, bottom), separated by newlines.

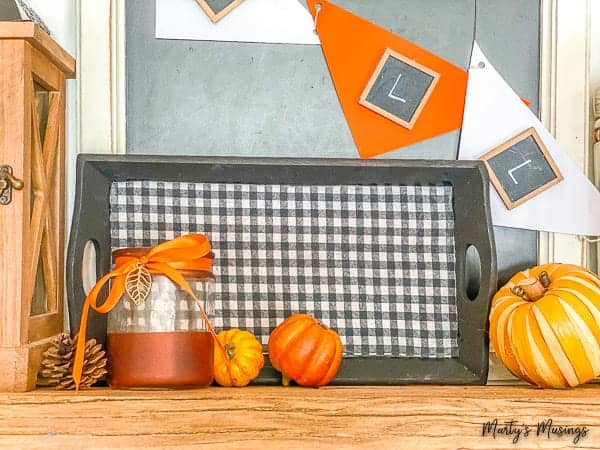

197,0,243,23
360,49,439,129
126,0,540,286
480,127,563,210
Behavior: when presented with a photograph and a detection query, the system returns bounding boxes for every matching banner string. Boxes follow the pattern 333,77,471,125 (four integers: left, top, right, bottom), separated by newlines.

313,3,322,33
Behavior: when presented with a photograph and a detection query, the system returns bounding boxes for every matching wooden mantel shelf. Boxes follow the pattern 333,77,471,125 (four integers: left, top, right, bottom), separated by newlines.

1,386,600,449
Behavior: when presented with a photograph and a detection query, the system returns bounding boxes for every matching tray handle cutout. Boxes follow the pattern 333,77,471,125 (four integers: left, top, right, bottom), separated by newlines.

81,239,100,295
465,244,482,301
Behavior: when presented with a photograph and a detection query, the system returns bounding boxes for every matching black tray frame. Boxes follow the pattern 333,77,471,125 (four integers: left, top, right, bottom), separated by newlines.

67,155,497,385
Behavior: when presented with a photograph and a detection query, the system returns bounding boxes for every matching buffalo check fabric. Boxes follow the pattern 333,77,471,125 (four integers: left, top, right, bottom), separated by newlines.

110,181,458,358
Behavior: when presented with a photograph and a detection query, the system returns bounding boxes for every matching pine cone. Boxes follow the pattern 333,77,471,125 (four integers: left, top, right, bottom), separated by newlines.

37,332,108,390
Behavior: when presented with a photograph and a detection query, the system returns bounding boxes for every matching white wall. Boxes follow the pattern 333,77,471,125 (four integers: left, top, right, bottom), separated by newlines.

590,2,600,155
26,0,76,54
592,2,600,97
590,2,600,268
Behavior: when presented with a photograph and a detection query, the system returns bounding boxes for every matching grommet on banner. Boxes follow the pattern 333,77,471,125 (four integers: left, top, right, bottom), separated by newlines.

470,61,486,69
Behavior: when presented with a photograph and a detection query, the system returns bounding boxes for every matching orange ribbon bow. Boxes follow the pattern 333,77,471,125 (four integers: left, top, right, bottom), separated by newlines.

72,234,224,390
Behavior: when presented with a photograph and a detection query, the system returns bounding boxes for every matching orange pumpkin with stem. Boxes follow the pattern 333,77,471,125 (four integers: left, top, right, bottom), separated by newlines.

489,263,600,388
268,314,343,387
214,329,264,387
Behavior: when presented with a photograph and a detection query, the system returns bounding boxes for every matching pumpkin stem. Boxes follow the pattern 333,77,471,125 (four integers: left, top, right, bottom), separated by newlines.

512,273,549,302
225,343,235,361
539,271,551,288
282,375,291,387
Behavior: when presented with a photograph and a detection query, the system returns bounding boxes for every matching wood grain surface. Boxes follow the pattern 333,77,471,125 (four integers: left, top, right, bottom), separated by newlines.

0,23,72,391
0,22,75,76
0,386,599,449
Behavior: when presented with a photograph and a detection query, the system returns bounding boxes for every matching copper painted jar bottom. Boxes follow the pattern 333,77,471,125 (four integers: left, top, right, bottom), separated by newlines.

107,331,214,388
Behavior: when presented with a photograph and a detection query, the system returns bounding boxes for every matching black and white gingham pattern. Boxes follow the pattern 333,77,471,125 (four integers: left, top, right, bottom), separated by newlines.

110,181,458,358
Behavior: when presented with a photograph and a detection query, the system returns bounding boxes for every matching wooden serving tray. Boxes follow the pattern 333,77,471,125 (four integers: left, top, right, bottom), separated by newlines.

67,155,496,385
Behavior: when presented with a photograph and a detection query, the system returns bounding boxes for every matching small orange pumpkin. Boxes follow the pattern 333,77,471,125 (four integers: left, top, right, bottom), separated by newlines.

490,263,600,388
214,329,264,387
268,314,343,387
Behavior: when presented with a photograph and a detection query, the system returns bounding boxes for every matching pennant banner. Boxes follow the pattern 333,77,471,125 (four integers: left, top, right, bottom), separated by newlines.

459,42,600,236
306,0,468,159
156,0,319,45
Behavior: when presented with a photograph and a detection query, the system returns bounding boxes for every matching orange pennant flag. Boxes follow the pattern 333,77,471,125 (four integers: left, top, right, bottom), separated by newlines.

307,0,469,159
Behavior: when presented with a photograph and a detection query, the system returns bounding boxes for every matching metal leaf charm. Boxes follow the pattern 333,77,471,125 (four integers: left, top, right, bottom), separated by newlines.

125,264,152,306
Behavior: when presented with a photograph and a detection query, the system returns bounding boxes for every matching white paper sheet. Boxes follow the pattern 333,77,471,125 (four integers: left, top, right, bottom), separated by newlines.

155,0,319,45
459,42,600,236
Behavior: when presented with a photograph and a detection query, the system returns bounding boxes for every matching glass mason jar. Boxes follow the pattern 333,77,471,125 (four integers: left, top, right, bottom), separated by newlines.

107,248,215,388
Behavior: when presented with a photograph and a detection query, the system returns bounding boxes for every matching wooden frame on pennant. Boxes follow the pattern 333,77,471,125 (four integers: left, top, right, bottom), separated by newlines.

195,0,245,23
479,127,564,210
359,48,440,130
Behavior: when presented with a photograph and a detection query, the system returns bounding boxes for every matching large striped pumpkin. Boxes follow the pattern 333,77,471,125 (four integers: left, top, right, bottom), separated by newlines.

490,263,600,388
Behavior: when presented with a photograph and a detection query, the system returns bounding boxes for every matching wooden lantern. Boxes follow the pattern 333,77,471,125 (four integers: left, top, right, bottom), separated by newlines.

0,22,75,391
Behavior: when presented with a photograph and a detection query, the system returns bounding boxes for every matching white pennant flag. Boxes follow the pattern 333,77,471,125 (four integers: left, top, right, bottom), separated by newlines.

156,0,319,45
459,42,600,236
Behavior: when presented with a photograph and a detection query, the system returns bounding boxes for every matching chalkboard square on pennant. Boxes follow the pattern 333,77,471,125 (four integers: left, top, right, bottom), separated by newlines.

196,0,244,23
359,48,440,130
479,127,564,210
